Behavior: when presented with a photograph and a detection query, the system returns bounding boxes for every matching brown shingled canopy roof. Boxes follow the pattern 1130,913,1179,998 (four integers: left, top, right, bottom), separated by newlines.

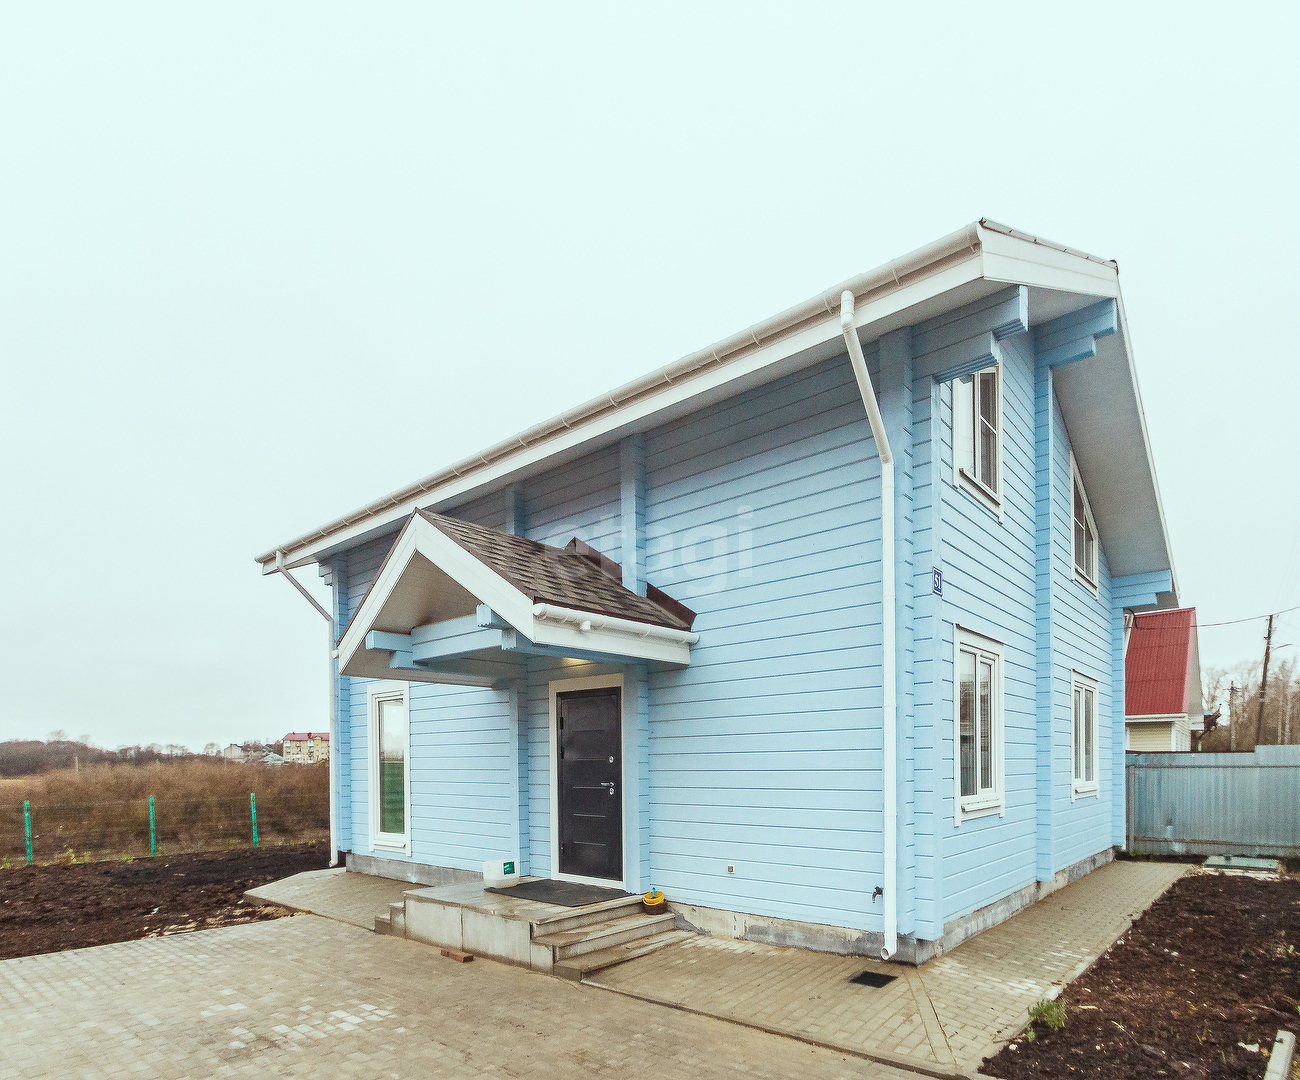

419,510,693,632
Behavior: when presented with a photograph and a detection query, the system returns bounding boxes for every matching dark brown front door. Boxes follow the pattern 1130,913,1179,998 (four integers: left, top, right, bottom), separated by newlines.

557,686,622,882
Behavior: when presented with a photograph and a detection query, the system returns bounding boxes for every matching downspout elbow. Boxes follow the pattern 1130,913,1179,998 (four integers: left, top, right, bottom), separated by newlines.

840,292,893,466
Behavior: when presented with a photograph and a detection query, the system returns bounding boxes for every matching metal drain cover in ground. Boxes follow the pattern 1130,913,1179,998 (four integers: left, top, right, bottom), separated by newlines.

849,970,897,988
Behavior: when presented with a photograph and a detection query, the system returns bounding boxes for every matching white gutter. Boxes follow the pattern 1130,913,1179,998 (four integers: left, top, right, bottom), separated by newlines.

275,550,340,869
840,291,897,962
532,603,700,646
256,223,983,570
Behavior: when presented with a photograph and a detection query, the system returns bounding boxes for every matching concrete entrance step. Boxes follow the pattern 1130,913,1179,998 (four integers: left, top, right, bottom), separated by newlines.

553,928,694,982
533,910,676,961
375,899,407,937
529,893,646,936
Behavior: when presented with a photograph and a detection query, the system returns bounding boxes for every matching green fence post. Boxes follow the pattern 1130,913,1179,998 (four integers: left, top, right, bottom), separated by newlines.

24,800,32,864
250,792,258,848
149,795,156,856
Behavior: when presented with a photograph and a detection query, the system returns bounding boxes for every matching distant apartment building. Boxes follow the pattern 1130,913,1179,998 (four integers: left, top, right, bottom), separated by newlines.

282,731,329,764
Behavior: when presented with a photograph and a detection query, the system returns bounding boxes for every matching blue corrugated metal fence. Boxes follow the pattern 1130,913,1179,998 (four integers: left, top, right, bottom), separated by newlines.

1126,745,1300,857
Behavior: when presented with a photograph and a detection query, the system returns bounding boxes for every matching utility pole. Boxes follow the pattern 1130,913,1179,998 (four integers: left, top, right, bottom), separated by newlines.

1229,682,1237,751
1284,682,1292,746
1254,614,1275,750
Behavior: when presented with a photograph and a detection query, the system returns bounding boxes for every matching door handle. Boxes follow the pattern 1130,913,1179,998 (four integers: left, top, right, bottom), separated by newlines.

600,782,616,796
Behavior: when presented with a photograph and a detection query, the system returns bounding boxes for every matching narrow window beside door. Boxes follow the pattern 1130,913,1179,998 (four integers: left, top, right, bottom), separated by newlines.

1072,672,1100,797
955,628,1004,821
368,683,410,850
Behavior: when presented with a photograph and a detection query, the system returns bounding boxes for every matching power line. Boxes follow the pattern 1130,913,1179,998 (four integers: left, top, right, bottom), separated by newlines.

1128,602,1300,630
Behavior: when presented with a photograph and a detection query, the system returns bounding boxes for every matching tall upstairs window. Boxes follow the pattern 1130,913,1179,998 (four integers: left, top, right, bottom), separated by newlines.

1072,456,1099,595
953,367,1001,512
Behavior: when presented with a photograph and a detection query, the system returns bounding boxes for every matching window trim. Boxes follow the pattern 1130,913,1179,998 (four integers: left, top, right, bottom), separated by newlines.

1071,670,1100,799
952,626,1006,824
952,366,1004,521
367,680,411,853
1070,455,1099,597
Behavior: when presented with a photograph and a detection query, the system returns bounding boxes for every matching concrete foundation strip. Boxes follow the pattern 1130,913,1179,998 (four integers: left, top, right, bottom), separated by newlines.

1264,1030,1295,1080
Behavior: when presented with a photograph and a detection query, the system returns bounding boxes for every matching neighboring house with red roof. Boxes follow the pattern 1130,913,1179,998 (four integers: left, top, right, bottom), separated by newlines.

1124,608,1202,751
282,731,329,764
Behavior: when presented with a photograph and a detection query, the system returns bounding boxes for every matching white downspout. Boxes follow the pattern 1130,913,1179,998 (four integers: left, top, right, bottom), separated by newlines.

275,550,340,868
840,291,898,962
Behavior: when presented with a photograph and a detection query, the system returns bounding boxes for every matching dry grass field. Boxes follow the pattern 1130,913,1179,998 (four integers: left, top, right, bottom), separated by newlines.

0,759,328,864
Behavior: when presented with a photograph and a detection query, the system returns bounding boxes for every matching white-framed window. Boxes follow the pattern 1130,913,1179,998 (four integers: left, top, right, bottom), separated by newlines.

1072,672,1100,798
367,682,411,852
1071,456,1099,595
953,627,1005,822
953,366,1002,515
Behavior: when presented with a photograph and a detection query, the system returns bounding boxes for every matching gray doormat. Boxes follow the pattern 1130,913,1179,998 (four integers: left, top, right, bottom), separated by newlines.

485,879,633,907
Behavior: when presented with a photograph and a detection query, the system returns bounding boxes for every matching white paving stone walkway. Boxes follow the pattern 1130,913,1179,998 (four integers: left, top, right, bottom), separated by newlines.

590,859,1187,1077
0,915,921,1079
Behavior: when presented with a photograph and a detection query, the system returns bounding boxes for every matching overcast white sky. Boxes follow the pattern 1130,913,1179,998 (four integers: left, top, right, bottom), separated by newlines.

3,5,1298,750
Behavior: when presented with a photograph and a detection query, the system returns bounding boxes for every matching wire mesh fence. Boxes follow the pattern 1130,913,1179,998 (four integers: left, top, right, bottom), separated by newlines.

1,790,328,864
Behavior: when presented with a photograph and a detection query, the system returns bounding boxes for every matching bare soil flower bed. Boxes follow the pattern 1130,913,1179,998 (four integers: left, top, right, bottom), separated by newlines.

0,842,329,960
981,868,1299,1079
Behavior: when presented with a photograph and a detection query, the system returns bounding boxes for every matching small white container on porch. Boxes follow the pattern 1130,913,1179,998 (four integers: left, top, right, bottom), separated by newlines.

482,858,520,888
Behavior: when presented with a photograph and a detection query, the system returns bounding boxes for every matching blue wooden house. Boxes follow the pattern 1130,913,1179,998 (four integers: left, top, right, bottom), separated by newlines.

258,220,1179,964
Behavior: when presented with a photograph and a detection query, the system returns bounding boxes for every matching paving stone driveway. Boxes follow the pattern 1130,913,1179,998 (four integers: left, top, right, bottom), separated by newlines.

245,866,409,929
0,915,921,1080
592,859,1187,1077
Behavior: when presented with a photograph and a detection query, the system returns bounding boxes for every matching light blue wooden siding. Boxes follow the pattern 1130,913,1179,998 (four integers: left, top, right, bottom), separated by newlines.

406,681,515,868
1047,392,1115,868
910,375,947,940
340,533,397,854
322,292,1126,932
933,331,1040,924
335,530,517,868
343,678,518,868
525,446,622,556
643,355,883,931
448,488,513,532
327,555,352,848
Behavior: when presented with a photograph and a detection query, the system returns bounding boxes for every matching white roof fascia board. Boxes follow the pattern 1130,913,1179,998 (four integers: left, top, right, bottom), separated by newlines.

258,220,1168,576
336,517,537,674
529,620,691,666
980,224,1176,590
262,246,988,571
336,514,695,672
1112,291,1179,600
256,223,982,569
336,522,419,671
979,227,1120,298
1126,713,1189,724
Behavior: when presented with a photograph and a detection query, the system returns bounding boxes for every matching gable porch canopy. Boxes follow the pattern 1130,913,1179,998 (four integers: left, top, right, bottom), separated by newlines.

336,511,699,687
